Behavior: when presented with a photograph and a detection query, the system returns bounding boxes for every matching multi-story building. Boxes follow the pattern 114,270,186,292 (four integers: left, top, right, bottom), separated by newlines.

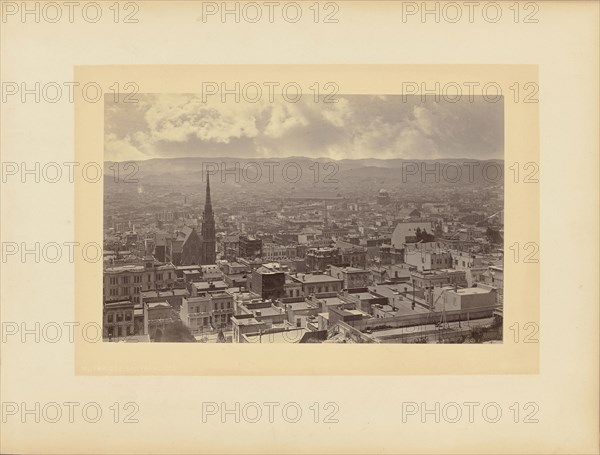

305,243,368,272
143,301,174,339
248,266,286,300
239,235,262,259
480,265,504,304
305,247,341,271
404,242,453,271
410,269,467,291
378,244,405,265
288,273,343,296
391,221,434,248
336,240,368,269
262,243,299,261
103,258,177,305
180,291,234,332
221,234,240,262
329,265,371,290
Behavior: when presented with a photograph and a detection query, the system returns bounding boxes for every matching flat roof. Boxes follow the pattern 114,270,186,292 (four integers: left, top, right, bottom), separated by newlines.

104,300,133,307
316,294,342,303
294,274,343,283
353,292,383,301
193,280,227,289
243,328,308,343
140,289,189,297
148,301,171,309
452,287,491,295
284,301,313,311
252,306,284,317
232,316,263,326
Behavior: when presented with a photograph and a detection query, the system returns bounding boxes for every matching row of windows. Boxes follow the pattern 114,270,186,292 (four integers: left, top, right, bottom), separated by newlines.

109,286,142,296
107,326,134,337
191,314,231,327
107,312,132,323
306,285,340,294
189,301,232,313
108,272,173,286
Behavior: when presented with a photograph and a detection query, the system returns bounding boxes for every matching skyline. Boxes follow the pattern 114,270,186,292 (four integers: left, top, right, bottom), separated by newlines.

105,94,504,162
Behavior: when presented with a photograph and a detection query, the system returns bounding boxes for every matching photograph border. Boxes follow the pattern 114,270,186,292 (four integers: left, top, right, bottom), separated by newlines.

74,64,539,375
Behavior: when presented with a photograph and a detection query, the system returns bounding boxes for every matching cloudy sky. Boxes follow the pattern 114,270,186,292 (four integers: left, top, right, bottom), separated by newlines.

105,94,503,161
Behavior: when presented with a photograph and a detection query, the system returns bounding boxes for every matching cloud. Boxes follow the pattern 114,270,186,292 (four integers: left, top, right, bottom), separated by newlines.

104,94,503,161
105,133,150,161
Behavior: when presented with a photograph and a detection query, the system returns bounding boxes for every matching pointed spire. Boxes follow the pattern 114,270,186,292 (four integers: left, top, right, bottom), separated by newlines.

204,171,213,215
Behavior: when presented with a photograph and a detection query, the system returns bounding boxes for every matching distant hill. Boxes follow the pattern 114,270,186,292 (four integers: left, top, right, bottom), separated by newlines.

104,156,504,190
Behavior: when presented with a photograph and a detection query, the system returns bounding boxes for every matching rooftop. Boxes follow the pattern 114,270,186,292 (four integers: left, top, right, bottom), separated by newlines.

148,301,172,309
292,274,343,283
231,316,263,326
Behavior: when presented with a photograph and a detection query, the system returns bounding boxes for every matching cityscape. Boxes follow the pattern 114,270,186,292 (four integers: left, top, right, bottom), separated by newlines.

103,94,504,344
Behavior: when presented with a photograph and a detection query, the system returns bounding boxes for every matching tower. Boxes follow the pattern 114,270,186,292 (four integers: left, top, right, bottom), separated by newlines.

201,171,216,264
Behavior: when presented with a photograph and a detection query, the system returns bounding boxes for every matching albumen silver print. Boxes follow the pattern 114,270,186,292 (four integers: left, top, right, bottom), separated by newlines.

103,93,505,344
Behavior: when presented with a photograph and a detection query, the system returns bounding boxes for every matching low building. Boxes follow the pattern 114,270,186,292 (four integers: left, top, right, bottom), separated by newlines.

288,273,343,296
439,286,498,311
200,264,222,281
231,314,267,343
404,242,453,271
391,221,433,248
410,269,467,291
140,288,189,312
180,292,234,332
338,288,388,314
189,280,228,297
143,301,174,339
103,300,135,339
329,265,371,289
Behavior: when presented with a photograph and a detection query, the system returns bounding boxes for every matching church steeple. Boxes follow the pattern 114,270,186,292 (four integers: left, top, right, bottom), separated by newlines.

200,171,216,264
204,171,213,216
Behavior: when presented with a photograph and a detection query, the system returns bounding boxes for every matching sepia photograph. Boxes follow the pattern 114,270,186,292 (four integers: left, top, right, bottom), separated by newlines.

103,93,505,344
2,0,598,452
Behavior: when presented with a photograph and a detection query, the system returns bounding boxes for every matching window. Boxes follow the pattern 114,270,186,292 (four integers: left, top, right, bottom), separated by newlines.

134,275,141,283
125,313,131,321
117,313,123,322
110,277,117,285
107,314,113,323
122,276,129,284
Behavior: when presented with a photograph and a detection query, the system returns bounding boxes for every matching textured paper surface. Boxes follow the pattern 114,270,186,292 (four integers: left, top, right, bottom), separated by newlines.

1,1,598,454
